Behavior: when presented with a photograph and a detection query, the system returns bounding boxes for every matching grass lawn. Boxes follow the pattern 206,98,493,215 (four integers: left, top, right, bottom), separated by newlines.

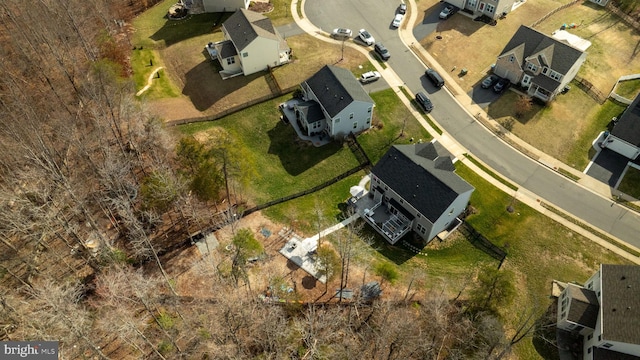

615,78,640,100
618,166,640,199
357,89,433,164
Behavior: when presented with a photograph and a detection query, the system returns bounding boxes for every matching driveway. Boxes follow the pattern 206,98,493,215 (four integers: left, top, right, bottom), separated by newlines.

586,148,630,187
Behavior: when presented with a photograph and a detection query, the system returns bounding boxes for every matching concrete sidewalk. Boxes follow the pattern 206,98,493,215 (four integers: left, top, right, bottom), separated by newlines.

289,0,640,264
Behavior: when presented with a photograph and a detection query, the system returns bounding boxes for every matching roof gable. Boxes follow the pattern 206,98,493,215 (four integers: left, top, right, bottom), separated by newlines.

600,264,640,345
304,65,373,118
223,9,279,51
371,143,474,221
499,25,584,74
566,284,599,329
611,93,640,147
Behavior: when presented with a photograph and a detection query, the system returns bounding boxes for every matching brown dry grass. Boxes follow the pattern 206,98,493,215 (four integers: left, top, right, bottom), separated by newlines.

148,32,372,121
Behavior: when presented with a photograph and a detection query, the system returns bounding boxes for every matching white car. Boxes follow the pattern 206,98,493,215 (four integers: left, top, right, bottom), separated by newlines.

358,29,375,46
359,71,381,84
331,28,352,40
392,14,404,28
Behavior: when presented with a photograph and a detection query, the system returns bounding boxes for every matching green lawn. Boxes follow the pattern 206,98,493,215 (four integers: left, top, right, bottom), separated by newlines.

615,79,640,100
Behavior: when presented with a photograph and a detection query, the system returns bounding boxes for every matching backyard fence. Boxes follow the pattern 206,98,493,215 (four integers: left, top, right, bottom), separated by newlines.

458,221,507,264
165,84,298,126
573,76,608,104
530,0,581,28
606,2,640,32
240,134,371,217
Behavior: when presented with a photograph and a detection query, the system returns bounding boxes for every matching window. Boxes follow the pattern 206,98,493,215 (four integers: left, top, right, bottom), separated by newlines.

479,2,485,11
399,199,404,204
587,334,593,340
549,70,562,81
509,55,515,62
384,186,388,190
598,335,601,341
486,3,495,13
587,282,592,289
417,224,423,232
587,348,591,354
468,0,477,6
416,213,421,219
353,122,357,129
420,227,426,235
368,107,372,113
350,113,354,119
242,52,248,57
449,208,455,215
226,57,235,65
602,343,613,349
526,62,538,72
542,67,548,74
335,117,340,123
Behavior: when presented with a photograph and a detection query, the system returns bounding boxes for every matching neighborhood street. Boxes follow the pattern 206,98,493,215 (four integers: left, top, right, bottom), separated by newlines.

302,0,640,250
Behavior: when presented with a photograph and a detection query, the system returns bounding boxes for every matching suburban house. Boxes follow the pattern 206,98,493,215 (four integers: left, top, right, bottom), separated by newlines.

201,0,249,13
351,142,474,244
445,0,525,20
294,65,375,140
210,9,290,79
600,93,640,160
557,264,640,360
493,25,587,102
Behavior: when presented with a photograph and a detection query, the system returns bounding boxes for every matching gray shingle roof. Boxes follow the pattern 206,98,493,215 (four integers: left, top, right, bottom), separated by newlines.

566,284,599,329
499,25,584,75
611,93,640,147
600,264,640,345
593,347,640,360
223,9,279,51
304,65,373,118
371,143,474,222
295,101,324,124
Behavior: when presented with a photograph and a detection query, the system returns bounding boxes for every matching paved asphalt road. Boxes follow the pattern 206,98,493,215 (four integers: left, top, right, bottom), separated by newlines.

304,0,640,249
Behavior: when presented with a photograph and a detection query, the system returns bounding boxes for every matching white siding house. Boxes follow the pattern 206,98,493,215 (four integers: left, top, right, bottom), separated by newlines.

557,264,640,360
202,0,249,13
601,94,640,160
212,9,290,79
352,142,474,244
296,65,375,140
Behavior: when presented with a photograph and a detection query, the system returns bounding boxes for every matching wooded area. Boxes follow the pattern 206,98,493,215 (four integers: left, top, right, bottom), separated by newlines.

0,0,558,358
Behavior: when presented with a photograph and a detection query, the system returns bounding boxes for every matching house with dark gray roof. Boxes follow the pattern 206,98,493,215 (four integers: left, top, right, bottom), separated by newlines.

295,65,375,139
212,9,290,79
351,142,474,244
446,0,523,20
557,264,640,360
601,93,640,161
493,25,587,102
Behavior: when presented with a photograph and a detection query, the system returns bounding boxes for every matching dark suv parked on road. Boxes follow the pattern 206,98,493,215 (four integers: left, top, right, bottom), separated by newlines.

415,92,434,112
425,69,445,88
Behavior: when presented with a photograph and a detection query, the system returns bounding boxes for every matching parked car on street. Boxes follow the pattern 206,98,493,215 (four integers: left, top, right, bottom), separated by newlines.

415,92,433,112
398,3,407,14
374,43,390,60
358,29,375,46
360,71,381,84
392,13,404,28
425,69,445,88
493,78,510,93
481,75,499,89
439,4,455,19
331,28,352,40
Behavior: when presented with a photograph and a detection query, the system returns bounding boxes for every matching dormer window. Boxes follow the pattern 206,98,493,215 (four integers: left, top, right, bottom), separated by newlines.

526,62,538,72
549,70,562,81
542,67,548,74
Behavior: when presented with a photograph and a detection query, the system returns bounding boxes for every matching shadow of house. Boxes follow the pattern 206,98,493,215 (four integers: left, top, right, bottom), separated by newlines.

150,12,224,47
182,60,261,111
266,121,341,176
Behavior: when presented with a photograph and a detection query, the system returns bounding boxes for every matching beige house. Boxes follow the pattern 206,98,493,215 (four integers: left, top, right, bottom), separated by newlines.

493,25,587,102
210,9,291,79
